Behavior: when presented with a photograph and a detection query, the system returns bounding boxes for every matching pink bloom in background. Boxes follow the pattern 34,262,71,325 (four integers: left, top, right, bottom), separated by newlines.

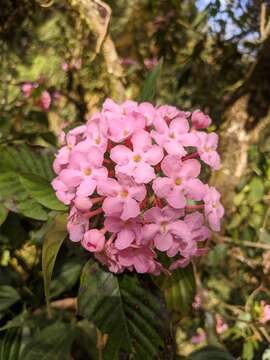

38,90,51,110
21,82,36,97
120,58,138,67
191,332,206,344
51,98,224,274
215,315,228,334
144,57,158,70
192,293,202,310
260,301,270,324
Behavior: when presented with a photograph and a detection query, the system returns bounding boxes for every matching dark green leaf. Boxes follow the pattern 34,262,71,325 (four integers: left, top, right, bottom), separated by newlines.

75,320,98,360
78,260,168,359
19,173,67,211
0,145,54,181
0,328,22,360
137,60,162,102
156,265,195,317
0,172,48,221
50,259,83,299
188,345,235,360
20,322,75,360
42,213,67,311
0,286,20,312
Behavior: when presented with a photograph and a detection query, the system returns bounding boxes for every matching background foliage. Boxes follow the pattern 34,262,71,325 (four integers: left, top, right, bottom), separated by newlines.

1,0,270,359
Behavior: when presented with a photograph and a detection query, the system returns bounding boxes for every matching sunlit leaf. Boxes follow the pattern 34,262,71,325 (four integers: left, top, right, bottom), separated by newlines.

42,213,67,311
0,204,8,226
19,173,67,211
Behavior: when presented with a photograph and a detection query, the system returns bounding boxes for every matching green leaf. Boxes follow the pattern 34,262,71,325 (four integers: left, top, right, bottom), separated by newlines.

0,172,48,221
248,177,264,204
0,328,22,360
0,286,21,312
76,320,98,360
0,204,8,226
157,265,195,317
78,261,168,359
19,173,67,211
20,322,75,360
137,59,162,102
42,213,67,311
0,145,54,181
188,345,235,360
50,259,83,299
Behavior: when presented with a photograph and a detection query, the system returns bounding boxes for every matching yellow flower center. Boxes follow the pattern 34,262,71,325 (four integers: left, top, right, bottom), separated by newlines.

169,132,176,139
161,221,167,233
123,129,129,136
119,190,129,198
133,155,142,162
83,168,92,176
175,178,182,185
95,137,101,145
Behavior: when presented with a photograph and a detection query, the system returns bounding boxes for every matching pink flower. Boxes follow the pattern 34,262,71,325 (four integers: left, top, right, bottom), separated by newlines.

138,102,157,126
191,110,212,129
75,116,108,154
51,99,224,275
118,246,160,274
260,301,270,324
61,62,69,72
184,212,210,243
144,57,158,70
215,315,228,334
51,178,75,205
143,206,189,252
53,125,87,174
191,331,206,344
59,147,107,197
153,155,205,209
196,132,221,170
103,99,144,142
192,293,202,310
95,240,124,273
156,105,190,123
38,90,51,110
204,186,224,231
21,82,36,97
67,207,89,242
151,114,190,156
82,229,105,252
110,130,163,183
104,216,142,250
97,174,146,220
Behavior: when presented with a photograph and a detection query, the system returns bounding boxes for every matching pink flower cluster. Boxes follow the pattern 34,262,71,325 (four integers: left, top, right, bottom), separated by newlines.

21,82,51,110
52,99,224,275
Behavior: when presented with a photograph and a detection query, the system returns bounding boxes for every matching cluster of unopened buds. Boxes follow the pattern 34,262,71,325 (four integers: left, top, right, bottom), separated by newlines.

52,99,224,275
